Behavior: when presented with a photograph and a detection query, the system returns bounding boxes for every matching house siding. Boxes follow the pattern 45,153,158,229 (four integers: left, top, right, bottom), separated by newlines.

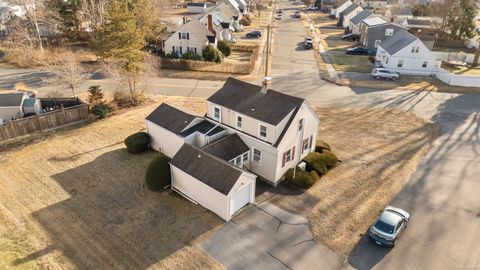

164,20,211,56
342,7,363,28
0,106,24,122
171,165,230,220
145,120,185,158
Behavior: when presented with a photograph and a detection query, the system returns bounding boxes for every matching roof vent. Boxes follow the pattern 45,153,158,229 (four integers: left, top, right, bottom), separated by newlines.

261,76,271,94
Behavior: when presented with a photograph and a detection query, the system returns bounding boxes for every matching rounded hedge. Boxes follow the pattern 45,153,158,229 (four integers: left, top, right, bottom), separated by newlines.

217,41,231,57
321,150,338,168
285,167,318,189
303,152,328,175
315,140,331,153
145,154,171,191
124,132,150,154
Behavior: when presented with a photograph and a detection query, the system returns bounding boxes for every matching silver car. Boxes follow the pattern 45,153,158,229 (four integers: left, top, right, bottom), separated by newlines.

371,68,399,80
369,206,410,247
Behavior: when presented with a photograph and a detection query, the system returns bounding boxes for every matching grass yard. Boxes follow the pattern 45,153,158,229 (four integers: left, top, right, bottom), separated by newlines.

442,65,480,76
328,53,373,73
266,107,437,256
0,96,224,270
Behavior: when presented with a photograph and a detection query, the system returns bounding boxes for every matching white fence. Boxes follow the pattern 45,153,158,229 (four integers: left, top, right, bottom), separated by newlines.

435,67,480,88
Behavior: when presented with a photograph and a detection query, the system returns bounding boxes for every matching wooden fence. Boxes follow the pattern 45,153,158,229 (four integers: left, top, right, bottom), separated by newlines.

160,46,260,75
0,104,89,142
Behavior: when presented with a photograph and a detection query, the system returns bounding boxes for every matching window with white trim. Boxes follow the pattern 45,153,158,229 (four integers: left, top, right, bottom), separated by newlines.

259,125,267,139
236,116,242,129
302,137,310,152
242,152,249,162
253,148,262,163
282,146,296,167
213,107,221,121
298,118,304,132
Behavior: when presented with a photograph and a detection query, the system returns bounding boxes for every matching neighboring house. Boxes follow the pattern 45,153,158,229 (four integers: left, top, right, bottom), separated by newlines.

333,0,352,18
199,0,240,38
0,92,40,124
339,2,362,28
349,10,374,34
385,5,413,23
162,19,217,56
402,18,434,30
146,78,320,221
358,0,387,9
376,29,436,75
187,2,207,13
360,17,405,51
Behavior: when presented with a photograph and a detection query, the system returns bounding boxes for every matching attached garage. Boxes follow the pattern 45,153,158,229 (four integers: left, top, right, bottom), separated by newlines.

170,144,256,221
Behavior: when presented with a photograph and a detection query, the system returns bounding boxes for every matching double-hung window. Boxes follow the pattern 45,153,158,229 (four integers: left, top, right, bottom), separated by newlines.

282,146,296,167
298,118,304,132
253,148,262,163
303,138,310,152
236,116,242,129
213,107,221,121
259,125,267,139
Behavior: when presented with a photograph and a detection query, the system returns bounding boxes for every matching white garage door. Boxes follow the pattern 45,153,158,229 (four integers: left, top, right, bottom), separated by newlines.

230,183,252,215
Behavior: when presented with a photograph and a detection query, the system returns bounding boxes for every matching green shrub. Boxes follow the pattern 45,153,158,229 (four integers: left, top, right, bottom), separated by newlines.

217,41,231,57
181,51,203,60
239,18,251,26
303,152,328,174
202,45,223,63
321,150,338,168
91,104,110,118
315,140,331,153
166,52,180,59
113,91,146,108
145,154,171,191
284,167,319,189
124,132,150,154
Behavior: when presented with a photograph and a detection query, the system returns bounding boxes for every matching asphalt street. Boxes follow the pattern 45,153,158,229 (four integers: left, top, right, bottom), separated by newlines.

0,0,479,268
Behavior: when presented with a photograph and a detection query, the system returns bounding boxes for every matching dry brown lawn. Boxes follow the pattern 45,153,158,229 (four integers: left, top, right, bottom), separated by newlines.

307,107,437,256
0,96,224,270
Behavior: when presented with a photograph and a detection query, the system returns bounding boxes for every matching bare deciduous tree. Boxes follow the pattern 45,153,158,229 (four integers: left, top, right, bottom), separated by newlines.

47,53,88,97
79,0,109,38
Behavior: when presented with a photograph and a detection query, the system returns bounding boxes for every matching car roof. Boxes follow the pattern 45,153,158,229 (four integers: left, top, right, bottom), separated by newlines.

379,209,403,226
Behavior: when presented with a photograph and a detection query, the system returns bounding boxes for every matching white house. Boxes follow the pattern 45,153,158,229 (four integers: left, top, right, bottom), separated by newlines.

170,143,256,221
333,0,353,18
162,19,217,56
0,92,41,124
145,78,320,220
340,2,363,28
187,2,207,13
349,9,374,34
385,5,413,23
376,29,437,75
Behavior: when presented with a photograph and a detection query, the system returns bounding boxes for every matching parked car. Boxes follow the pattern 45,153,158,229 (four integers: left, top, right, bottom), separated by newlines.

307,6,319,11
275,13,283,20
345,47,368,55
276,9,284,14
294,11,301,18
369,206,410,247
341,33,359,41
371,68,400,80
246,30,262,38
304,36,313,49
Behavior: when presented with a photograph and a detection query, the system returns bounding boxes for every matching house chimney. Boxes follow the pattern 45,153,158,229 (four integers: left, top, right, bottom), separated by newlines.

207,14,216,35
261,77,271,93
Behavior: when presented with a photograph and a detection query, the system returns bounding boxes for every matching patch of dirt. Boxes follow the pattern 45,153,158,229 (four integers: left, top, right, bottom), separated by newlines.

0,96,223,269
307,107,437,256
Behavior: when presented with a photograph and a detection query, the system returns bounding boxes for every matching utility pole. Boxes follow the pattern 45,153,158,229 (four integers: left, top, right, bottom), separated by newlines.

265,24,270,77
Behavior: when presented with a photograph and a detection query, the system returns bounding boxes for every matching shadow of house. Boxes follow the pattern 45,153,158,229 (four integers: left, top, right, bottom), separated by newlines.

31,149,222,270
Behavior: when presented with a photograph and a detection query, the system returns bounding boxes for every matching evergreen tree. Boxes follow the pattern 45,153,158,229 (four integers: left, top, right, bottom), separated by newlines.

58,0,81,38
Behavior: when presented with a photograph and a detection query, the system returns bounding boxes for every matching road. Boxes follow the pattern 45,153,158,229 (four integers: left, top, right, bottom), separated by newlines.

1,1,479,268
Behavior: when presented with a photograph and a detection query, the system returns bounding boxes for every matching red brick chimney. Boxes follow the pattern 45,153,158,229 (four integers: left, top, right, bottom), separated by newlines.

207,14,216,35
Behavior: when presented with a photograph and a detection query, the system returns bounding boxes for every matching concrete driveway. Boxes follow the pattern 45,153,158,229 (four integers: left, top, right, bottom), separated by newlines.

201,201,342,270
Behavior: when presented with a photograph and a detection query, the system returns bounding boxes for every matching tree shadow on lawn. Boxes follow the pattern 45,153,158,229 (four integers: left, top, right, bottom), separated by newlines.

29,149,222,270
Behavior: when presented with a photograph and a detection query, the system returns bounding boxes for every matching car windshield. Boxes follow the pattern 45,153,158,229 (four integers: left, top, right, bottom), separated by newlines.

374,220,395,234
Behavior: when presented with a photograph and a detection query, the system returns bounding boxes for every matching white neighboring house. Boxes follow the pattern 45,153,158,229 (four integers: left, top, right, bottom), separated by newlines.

340,3,363,28
162,19,217,56
349,9,374,34
333,0,353,18
0,92,41,124
187,2,207,13
376,30,437,76
385,5,413,23
145,78,320,221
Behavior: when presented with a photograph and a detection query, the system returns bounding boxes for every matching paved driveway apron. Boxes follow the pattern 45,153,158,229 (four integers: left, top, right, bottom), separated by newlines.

201,202,342,270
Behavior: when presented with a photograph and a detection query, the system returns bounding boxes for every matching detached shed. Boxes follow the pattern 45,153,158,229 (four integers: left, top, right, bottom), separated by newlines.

170,144,256,221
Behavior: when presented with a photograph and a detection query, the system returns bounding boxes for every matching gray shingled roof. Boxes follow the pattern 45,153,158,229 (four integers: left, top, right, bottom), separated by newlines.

380,29,418,55
332,0,350,8
207,78,304,125
405,19,432,26
170,144,243,195
201,133,249,161
341,2,359,16
187,2,206,6
146,103,196,135
350,10,372,25
0,93,24,107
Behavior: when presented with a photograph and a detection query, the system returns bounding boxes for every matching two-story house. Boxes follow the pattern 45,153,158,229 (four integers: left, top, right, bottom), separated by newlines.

145,78,320,221
162,18,217,56
359,17,405,51
348,9,373,35
338,2,362,28
376,29,437,75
